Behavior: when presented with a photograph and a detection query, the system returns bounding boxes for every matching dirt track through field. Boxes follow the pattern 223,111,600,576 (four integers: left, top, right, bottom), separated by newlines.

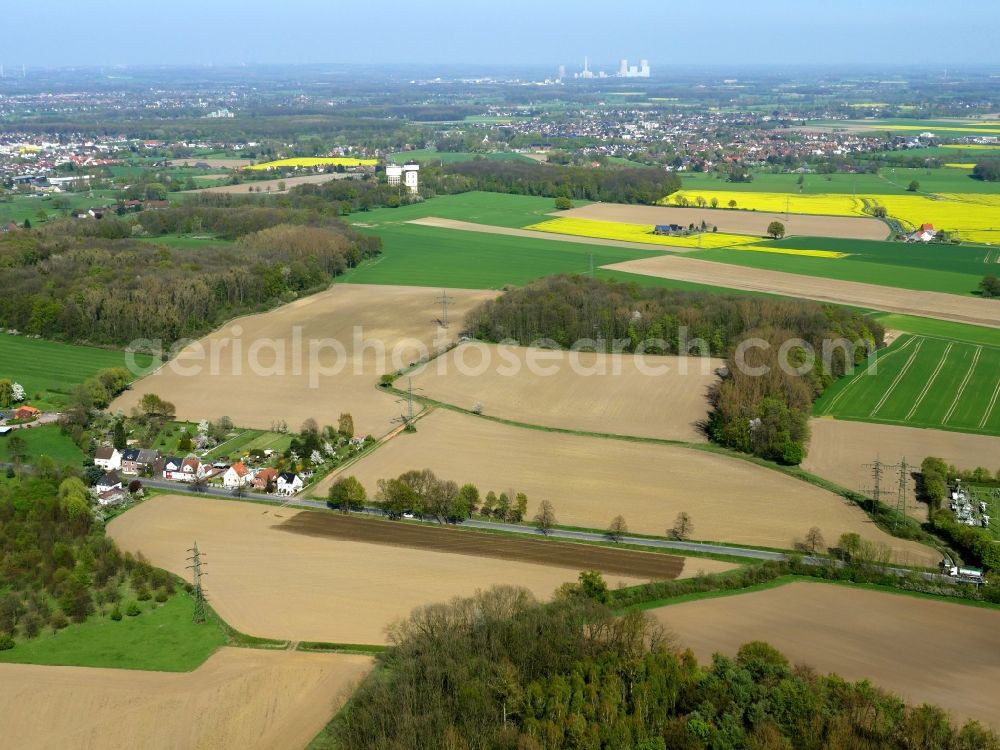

0,648,371,750
111,284,496,436
329,409,937,565
653,581,1000,728
408,343,721,441
277,511,688,579
110,495,714,644
407,216,693,252
602,255,1000,328
805,418,1000,521
559,202,889,240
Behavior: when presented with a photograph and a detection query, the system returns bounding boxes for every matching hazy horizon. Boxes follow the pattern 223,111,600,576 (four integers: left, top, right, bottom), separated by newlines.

4,0,999,69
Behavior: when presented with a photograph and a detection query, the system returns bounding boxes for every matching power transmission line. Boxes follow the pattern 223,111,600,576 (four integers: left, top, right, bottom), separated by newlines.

437,290,451,328
186,542,207,624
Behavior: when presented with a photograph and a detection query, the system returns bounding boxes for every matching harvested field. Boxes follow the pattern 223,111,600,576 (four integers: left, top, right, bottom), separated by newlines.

0,648,371,750
408,343,722,441
189,172,357,194
111,284,496,436
652,581,1000,728
327,409,936,564
108,495,699,644
804,418,1000,521
602,255,1000,329
276,511,709,580
559,202,889,241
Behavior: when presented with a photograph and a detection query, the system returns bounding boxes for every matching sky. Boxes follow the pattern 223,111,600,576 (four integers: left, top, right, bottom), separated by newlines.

4,0,1000,68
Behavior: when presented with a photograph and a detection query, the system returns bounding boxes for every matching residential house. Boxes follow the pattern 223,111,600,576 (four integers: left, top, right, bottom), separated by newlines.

14,405,40,420
96,471,122,492
349,434,366,448
252,467,278,491
121,448,160,475
276,472,303,496
94,446,122,471
222,462,251,489
162,455,203,482
907,223,936,243
97,487,128,506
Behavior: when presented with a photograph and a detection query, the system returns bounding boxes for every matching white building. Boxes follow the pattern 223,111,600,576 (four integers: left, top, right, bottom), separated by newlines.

276,472,304,496
618,58,651,78
222,462,251,489
386,162,420,194
94,446,122,471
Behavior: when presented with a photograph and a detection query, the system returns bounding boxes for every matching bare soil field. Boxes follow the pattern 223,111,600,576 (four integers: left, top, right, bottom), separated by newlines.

408,343,722,441
168,157,255,168
112,284,496,436
653,581,1000,728
108,495,683,644
0,648,371,750
189,172,358,194
805,418,1000,521
407,217,695,252
603,256,1000,329
276,511,714,580
560,202,889,241
326,410,936,564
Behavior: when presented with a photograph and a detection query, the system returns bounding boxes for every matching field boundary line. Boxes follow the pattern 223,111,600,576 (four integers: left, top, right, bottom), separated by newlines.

979,377,1000,429
870,337,924,417
819,335,916,415
905,343,952,421
943,345,982,424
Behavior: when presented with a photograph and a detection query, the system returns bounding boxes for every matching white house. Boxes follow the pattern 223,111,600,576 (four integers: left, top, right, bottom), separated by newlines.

94,446,122,471
95,471,122,492
222,462,251,489
276,472,303,496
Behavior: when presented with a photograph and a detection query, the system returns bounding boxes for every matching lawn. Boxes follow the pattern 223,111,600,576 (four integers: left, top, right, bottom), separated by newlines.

343,222,657,288
813,334,1000,436
202,429,292,461
0,190,121,226
0,425,86,465
0,592,227,671
690,235,993,296
0,336,154,410
354,191,574,229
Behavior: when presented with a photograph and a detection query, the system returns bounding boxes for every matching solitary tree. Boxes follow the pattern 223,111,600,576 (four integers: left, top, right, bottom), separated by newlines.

727,199,737,208
980,275,1000,299
766,221,786,239
907,180,920,192
328,475,367,512
554,196,573,210
607,514,628,543
533,500,556,535
670,511,693,541
0,379,13,408
338,413,355,439
804,526,825,554
112,419,127,450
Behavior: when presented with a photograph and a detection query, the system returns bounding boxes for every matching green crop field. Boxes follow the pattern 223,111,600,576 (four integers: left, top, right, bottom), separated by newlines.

355,191,574,229
0,190,121,226
690,236,995,296
814,334,1000,436
0,592,226,671
388,149,533,164
0,336,154,410
343,222,657,288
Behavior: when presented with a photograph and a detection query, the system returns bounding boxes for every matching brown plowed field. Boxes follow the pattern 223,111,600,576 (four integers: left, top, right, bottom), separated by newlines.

111,284,496,436
276,511,695,580
804,418,1000,521
559,202,889,240
602,255,1000,328
326,409,937,565
653,581,1000,728
109,495,728,644
0,648,372,750
408,343,721,441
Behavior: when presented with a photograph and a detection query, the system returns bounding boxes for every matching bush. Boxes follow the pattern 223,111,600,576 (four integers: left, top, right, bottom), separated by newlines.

154,588,169,603
125,601,141,617
110,607,123,621
136,584,151,601
50,611,68,630
0,634,14,651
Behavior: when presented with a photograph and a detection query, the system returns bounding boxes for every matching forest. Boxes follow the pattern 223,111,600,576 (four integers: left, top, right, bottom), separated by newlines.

331,584,997,750
0,470,171,648
436,160,682,204
0,202,381,347
464,275,883,463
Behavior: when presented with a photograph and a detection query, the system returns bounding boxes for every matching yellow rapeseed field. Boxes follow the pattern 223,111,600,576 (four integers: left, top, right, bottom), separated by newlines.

524,218,761,248
248,157,377,170
728,246,849,259
943,144,1000,150
666,190,1000,245
943,163,976,169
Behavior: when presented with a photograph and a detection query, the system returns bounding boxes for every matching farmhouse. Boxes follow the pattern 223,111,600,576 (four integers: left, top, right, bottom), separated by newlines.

94,446,122,471
13,405,40,420
653,224,685,235
276,472,303,496
907,223,937,242
222,462,251,489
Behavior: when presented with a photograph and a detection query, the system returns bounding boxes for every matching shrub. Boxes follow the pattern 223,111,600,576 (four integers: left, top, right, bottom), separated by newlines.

0,634,14,651
50,611,69,630
125,601,141,617
154,588,169,603
110,607,123,621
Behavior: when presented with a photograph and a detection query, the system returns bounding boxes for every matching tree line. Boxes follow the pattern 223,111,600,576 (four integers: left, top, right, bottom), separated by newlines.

465,275,882,463
330,583,998,749
973,160,1000,182
0,205,381,347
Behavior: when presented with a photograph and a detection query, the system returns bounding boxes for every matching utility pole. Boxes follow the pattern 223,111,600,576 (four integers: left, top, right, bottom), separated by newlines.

186,542,207,624
895,458,909,531
437,290,450,329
